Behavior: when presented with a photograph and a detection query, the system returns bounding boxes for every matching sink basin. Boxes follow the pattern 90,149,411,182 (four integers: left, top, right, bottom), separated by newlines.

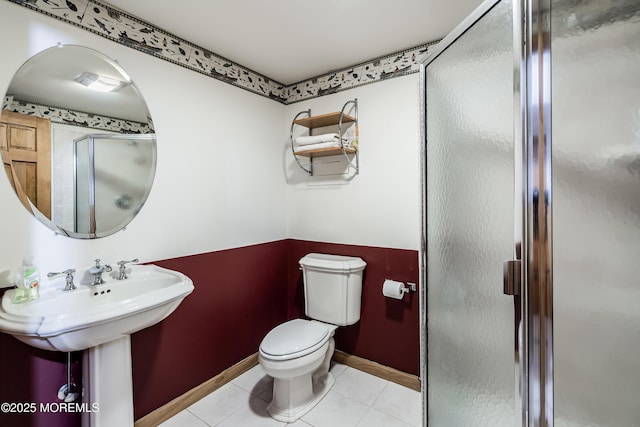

0,264,194,351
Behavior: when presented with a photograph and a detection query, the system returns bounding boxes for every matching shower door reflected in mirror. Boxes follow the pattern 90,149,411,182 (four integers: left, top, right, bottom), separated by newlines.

424,0,516,425
74,134,156,237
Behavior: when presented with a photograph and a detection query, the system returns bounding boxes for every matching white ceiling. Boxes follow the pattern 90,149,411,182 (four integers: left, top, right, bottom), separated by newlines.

104,0,486,85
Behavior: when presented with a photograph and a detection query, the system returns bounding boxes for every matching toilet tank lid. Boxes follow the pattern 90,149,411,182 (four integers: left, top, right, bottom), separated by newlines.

299,253,366,272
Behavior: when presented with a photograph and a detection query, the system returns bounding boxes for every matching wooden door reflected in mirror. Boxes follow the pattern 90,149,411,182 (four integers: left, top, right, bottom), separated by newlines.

1,110,51,219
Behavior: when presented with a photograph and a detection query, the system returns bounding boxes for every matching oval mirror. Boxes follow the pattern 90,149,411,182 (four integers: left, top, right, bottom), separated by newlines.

1,45,156,238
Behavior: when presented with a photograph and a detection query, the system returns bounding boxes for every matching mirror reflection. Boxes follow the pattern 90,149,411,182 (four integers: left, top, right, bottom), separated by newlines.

1,45,156,238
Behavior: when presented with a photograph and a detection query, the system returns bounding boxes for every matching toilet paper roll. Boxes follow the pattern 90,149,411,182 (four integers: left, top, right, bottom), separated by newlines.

383,279,405,300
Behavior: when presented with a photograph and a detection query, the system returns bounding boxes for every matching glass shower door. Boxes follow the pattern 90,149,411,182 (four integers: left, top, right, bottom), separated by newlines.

424,0,640,425
551,1,640,425
424,0,517,425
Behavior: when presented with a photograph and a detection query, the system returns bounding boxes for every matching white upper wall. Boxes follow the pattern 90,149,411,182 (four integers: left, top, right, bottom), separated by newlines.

0,2,422,287
0,2,287,284
284,76,422,250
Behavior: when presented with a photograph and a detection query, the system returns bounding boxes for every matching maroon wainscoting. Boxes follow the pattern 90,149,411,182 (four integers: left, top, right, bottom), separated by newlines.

0,238,419,425
287,240,420,376
0,332,81,427
132,239,420,419
131,240,289,419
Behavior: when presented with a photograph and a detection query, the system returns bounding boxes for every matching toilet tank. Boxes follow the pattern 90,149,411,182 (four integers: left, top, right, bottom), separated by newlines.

299,253,366,326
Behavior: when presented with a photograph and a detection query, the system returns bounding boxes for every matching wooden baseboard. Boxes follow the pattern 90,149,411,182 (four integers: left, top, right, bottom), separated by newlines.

135,350,420,426
332,350,421,392
134,353,259,427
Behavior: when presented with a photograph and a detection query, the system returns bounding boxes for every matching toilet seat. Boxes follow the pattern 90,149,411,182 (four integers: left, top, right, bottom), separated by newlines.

260,319,330,360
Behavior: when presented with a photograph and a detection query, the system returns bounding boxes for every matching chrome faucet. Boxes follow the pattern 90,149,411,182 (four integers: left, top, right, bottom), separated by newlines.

89,259,112,285
116,258,139,280
47,269,76,291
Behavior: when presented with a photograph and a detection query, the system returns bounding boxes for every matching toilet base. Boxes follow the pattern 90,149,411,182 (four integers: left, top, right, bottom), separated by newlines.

264,335,336,422
266,371,335,422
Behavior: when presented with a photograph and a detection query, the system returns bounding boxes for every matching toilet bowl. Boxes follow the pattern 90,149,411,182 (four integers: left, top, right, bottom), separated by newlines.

258,253,366,422
259,319,337,422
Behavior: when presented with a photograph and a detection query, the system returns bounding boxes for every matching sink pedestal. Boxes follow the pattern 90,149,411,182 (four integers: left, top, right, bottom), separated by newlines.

82,336,134,427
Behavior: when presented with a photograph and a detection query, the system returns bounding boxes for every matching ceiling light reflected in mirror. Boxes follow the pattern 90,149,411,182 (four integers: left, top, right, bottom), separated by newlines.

74,71,127,93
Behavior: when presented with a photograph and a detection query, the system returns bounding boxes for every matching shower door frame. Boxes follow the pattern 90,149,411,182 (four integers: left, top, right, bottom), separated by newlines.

420,0,553,425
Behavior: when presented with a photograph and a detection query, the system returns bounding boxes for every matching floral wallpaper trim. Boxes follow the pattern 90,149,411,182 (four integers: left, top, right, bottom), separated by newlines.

6,0,438,104
3,96,154,134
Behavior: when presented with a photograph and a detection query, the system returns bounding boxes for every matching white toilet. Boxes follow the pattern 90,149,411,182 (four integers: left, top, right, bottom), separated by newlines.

259,253,366,422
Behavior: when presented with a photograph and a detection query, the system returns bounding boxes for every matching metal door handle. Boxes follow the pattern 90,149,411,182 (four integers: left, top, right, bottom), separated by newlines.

503,260,521,296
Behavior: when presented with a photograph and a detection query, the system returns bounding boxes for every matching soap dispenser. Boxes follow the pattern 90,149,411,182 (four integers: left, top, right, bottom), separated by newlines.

13,256,40,303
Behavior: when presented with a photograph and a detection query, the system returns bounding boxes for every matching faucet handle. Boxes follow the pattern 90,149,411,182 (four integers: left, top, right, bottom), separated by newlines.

117,258,139,267
116,258,139,280
47,269,76,291
47,268,76,278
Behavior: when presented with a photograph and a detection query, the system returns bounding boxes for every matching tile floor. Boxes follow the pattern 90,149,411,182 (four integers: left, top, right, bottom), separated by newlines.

159,362,422,427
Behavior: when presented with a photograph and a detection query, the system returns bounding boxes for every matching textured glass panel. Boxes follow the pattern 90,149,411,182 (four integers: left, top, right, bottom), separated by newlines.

552,1,640,426
425,1,514,425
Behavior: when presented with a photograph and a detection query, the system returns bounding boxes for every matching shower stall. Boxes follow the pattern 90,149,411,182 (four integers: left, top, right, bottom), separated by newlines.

421,0,640,425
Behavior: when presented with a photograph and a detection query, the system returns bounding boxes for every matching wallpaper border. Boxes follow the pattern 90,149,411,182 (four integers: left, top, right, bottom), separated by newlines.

6,0,439,105
3,96,154,133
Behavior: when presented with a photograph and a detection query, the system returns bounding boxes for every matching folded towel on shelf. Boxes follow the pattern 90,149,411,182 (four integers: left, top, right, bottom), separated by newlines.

295,133,345,146
294,141,344,153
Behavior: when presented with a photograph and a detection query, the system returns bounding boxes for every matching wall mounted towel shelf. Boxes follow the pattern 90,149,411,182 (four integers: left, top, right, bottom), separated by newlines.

290,98,359,176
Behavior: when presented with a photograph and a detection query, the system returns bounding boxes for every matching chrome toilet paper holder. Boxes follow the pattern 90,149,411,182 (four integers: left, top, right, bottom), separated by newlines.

382,279,417,300
403,282,417,293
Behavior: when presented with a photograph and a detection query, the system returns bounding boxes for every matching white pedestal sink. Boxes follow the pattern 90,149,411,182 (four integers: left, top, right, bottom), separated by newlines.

0,264,194,427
